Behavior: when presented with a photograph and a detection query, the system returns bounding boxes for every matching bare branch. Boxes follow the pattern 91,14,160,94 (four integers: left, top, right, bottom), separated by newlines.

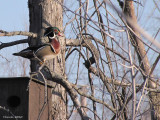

66,38,130,63
0,39,28,50
65,48,86,61
88,66,130,87
72,85,116,114
50,72,90,120
0,30,37,38
48,71,117,114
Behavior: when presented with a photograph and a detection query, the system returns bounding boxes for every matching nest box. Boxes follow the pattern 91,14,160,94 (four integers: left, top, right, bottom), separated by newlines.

0,77,52,120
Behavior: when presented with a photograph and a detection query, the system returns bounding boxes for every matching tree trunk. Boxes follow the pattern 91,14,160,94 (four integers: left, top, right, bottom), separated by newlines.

122,0,159,119
28,0,66,119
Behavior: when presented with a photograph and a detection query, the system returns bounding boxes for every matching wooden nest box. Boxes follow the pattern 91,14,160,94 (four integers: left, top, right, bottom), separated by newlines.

0,77,52,120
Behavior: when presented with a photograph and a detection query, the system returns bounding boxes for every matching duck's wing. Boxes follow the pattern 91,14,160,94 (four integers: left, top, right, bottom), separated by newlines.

46,43,56,53
12,44,47,59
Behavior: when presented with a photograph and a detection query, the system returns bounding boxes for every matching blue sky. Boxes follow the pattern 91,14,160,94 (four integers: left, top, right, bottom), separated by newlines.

0,0,28,31
0,0,29,77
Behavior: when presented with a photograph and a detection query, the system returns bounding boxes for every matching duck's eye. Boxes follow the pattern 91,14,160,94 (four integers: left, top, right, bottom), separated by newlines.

54,30,59,34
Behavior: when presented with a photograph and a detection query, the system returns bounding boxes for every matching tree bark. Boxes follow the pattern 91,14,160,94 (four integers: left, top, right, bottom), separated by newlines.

28,0,66,119
122,0,159,119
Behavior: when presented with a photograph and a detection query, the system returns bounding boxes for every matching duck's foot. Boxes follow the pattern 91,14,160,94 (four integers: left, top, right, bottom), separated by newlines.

38,63,46,72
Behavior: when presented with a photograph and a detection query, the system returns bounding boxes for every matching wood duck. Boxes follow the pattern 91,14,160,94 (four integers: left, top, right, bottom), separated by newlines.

13,27,62,64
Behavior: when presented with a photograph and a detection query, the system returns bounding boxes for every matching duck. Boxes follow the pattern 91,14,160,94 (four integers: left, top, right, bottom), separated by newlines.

13,27,62,64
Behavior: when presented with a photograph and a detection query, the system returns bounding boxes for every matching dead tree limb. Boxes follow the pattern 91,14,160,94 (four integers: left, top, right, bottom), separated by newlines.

0,30,37,38
0,39,28,50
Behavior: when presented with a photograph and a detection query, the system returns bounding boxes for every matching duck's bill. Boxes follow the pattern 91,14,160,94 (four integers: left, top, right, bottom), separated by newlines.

58,32,63,36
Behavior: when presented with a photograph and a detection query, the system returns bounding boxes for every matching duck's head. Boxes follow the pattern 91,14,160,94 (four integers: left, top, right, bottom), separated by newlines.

44,27,62,40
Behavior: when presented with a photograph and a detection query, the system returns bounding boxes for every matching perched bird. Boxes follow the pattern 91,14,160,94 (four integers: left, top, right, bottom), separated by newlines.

13,27,62,64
